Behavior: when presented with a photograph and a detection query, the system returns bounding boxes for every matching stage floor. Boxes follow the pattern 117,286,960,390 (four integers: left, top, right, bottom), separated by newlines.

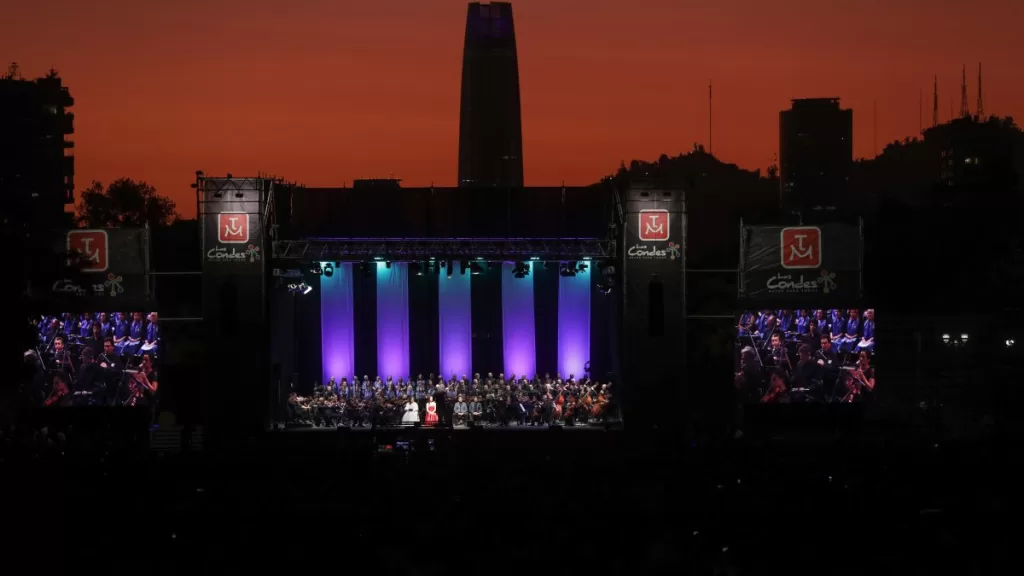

273,423,617,433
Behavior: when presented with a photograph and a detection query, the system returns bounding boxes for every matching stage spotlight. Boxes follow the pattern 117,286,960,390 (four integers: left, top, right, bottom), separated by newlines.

469,262,483,275
460,260,469,275
311,264,323,275
410,262,422,276
960,333,969,343
1006,339,1015,348
323,263,334,277
234,190,244,199
300,283,313,295
385,260,392,269
513,261,530,278
941,334,950,344
530,256,540,261
559,262,576,277
576,262,588,272
287,283,299,294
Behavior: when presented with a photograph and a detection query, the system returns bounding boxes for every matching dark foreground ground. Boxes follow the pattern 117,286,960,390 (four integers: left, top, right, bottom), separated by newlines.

2,418,1008,575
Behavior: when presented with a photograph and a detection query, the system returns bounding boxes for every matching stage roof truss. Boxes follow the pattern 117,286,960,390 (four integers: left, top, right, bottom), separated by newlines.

272,238,612,262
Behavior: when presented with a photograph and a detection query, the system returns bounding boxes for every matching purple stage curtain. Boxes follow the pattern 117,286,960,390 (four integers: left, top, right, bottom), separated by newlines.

501,262,536,379
557,266,591,380
439,270,471,380
321,263,354,384
377,262,410,380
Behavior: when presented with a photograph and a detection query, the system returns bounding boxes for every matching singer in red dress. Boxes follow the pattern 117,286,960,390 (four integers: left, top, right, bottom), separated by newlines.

424,396,439,426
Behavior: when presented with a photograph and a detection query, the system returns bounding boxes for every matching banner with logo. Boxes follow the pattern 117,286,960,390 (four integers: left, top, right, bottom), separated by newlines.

201,178,266,272
626,209,683,263
740,224,861,303
41,228,150,309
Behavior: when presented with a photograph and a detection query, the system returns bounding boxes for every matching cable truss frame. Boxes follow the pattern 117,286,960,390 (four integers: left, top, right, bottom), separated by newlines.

272,237,613,262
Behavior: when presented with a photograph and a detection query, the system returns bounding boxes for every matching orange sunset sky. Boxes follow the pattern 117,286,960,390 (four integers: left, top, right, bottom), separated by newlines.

4,0,1022,218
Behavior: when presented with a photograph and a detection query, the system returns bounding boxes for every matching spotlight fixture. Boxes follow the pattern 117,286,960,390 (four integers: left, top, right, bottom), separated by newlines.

311,264,323,275
960,333,969,343
576,262,588,273
513,261,530,279
410,262,423,276
941,334,950,344
234,190,244,199
287,283,299,294
300,283,313,295
323,263,334,278
559,262,576,277
385,260,392,269
1006,339,1015,348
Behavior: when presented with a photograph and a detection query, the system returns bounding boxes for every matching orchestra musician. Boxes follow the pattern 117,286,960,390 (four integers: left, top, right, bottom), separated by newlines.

816,335,839,371
768,332,792,374
127,354,159,414
761,368,790,404
44,372,72,408
468,395,483,423
792,344,821,399
74,347,102,404
98,337,123,403
801,319,822,351
51,335,72,374
843,350,876,403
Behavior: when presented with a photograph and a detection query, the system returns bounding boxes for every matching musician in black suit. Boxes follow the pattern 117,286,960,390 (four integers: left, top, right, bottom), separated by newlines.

97,338,123,404
51,335,72,374
793,344,821,394
74,347,103,404
801,319,822,352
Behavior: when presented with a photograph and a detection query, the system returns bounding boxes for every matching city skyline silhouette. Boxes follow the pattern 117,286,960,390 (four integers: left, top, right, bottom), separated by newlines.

3,0,1022,218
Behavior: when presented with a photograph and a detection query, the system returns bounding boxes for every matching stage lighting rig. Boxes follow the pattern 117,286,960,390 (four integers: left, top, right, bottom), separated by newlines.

311,264,323,275
322,262,334,277
513,261,530,278
300,283,313,295
559,262,576,277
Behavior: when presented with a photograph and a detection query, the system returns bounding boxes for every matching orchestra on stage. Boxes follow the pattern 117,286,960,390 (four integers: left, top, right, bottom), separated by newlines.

284,373,616,428
26,312,161,410
735,308,876,404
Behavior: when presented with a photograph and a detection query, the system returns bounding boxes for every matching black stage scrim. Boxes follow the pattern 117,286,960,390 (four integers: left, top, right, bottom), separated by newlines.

739,223,862,304
33,228,151,312
621,186,685,427
199,176,273,438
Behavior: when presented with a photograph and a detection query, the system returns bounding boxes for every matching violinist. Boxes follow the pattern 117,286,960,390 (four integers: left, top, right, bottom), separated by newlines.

761,369,790,404
44,372,72,408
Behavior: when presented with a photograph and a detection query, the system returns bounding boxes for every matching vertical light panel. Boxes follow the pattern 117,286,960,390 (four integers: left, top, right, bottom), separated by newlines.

377,262,410,380
321,263,355,384
558,266,591,379
439,270,472,379
501,262,536,378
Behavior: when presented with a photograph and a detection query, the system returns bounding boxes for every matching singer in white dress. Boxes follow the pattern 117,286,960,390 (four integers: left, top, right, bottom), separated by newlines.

402,398,420,425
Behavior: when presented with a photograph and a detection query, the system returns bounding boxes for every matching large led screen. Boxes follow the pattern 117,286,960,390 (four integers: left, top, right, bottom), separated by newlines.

734,307,876,404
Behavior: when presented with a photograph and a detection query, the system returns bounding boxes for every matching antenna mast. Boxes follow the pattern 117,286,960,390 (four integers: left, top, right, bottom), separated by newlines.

919,88,923,135
873,100,878,156
932,75,938,128
959,65,969,118
708,78,713,156
976,63,984,118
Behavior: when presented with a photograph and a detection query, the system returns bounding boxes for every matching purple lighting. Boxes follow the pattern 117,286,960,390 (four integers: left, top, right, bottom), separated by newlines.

439,270,471,379
321,263,354,384
558,266,591,380
377,262,410,380
501,262,535,378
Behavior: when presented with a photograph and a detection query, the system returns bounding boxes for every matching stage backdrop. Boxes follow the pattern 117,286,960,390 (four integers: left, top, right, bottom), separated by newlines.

43,228,150,311
558,265,591,379
740,224,862,304
439,269,471,379
377,262,410,380
321,263,355,384
502,262,536,378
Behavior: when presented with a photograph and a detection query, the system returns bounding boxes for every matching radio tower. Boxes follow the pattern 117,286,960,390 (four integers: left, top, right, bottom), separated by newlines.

708,78,713,156
959,65,969,118
932,75,938,128
976,63,984,118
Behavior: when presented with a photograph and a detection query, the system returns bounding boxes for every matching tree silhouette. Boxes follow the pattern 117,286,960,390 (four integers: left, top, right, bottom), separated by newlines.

77,178,178,228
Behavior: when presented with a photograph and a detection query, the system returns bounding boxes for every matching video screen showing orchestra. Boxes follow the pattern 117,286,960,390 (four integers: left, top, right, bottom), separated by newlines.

734,308,876,404
26,312,161,409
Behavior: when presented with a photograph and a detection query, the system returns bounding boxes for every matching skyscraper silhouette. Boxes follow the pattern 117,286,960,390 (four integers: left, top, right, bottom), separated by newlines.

458,2,524,187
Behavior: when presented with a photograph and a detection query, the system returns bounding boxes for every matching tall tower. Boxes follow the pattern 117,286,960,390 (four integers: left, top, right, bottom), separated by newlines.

959,65,969,118
976,63,984,118
458,2,524,188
